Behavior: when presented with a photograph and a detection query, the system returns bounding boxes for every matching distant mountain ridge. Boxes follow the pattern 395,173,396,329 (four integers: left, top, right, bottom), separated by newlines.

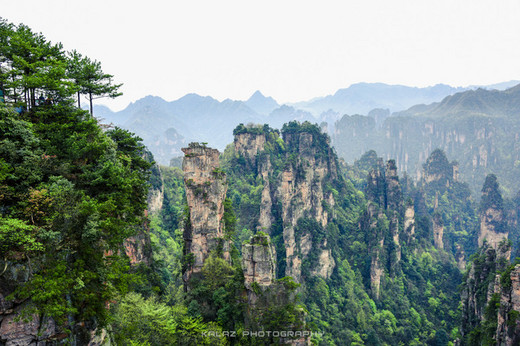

95,81,519,165
332,83,520,196
394,83,520,118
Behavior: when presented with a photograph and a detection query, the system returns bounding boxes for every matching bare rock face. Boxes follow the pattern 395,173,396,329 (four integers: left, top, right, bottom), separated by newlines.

124,232,151,266
404,203,416,242
455,244,466,271
242,233,277,309
242,234,309,345
234,132,266,166
478,206,509,253
147,186,164,215
257,157,273,232
433,213,444,250
365,202,385,299
311,239,335,279
478,174,509,257
233,131,273,231
277,131,337,282
0,307,56,346
0,262,62,345
182,143,229,283
496,264,520,346
385,160,402,211
370,247,384,300
242,233,276,288
460,244,510,340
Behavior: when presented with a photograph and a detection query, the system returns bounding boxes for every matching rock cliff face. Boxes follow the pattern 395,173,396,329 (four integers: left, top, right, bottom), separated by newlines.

242,233,277,312
496,264,520,346
460,241,512,342
333,104,520,195
479,207,509,252
242,233,276,289
478,175,509,257
365,203,385,299
277,131,337,282
234,132,266,167
232,126,338,283
403,203,415,242
460,245,500,339
0,262,61,345
433,213,444,250
241,233,309,345
182,143,229,284
363,159,405,298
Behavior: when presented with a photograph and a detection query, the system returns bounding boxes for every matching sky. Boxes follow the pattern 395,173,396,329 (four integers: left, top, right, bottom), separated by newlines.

2,0,520,111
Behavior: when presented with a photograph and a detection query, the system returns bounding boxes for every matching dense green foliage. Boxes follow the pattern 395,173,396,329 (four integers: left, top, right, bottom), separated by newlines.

0,101,150,332
3,18,519,346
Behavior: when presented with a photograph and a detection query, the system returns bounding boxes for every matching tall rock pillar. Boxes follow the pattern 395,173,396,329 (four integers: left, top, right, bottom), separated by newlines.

182,143,229,285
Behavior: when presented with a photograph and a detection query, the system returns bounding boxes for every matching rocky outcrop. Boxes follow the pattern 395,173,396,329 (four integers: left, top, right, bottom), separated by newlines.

124,231,151,266
277,130,337,282
385,160,402,211
242,233,276,289
460,242,512,341
242,232,277,315
479,207,509,252
0,306,57,345
404,203,415,242
364,202,386,299
455,244,466,271
363,158,407,297
242,233,309,345
311,245,335,279
478,175,509,257
370,248,384,300
433,213,444,250
234,132,266,167
0,261,65,345
182,143,229,284
147,186,163,215
496,264,520,346
257,155,273,232
460,245,498,338
234,125,338,283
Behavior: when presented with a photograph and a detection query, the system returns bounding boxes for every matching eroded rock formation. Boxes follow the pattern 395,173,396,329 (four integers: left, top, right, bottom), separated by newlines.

478,175,509,257
182,143,229,284
233,126,338,283
496,264,520,346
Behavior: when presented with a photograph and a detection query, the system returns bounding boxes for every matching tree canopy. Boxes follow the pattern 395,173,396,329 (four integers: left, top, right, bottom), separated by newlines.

0,18,121,116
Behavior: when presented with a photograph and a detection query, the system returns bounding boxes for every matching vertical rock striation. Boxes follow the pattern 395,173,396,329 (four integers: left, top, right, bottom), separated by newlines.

478,174,509,257
277,130,337,282
182,143,229,284
233,124,338,283
496,264,520,346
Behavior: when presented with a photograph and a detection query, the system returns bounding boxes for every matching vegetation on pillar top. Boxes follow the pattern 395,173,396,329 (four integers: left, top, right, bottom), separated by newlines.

480,173,504,212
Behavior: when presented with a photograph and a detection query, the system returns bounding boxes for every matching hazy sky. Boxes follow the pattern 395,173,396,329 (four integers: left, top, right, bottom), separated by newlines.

2,0,520,111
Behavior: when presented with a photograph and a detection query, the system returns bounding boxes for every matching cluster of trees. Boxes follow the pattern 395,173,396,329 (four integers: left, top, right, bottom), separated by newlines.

0,102,150,339
0,18,121,115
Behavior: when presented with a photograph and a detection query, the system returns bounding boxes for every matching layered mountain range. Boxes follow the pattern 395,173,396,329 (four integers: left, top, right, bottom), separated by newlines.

96,81,518,167
334,83,520,195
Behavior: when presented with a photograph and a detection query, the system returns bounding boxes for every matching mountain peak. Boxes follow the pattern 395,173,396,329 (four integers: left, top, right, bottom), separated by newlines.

245,90,279,115
248,90,265,99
